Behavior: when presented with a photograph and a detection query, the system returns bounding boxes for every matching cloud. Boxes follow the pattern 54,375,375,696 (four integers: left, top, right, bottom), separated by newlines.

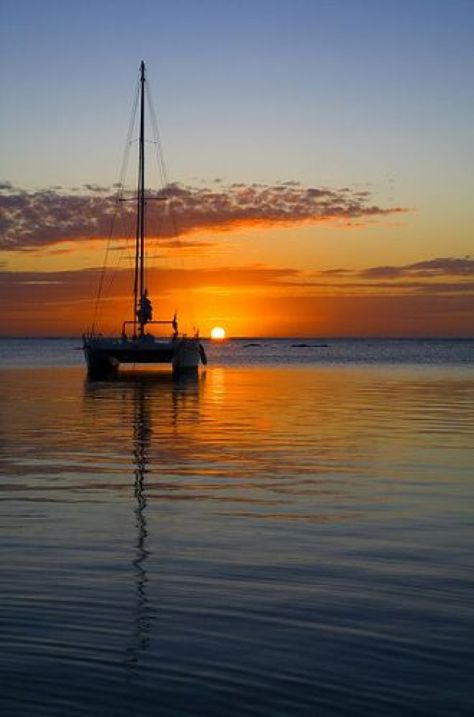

360,256,474,279
82,183,110,193
1,256,472,313
1,271,473,338
360,266,405,279
0,181,407,251
406,257,474,276
414,281,474,293
0,265,303,305
0,255,473,337
152,238,215,250
321,268,351,276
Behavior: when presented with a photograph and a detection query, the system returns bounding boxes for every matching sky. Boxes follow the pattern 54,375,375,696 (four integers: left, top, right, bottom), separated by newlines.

1,0,473,337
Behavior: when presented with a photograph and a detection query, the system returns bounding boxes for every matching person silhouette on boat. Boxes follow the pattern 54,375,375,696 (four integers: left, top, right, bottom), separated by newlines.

138,290,153,325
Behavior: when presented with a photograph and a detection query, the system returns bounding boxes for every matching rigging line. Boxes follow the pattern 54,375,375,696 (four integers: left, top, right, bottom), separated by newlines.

146,81,185,262
91,78,140,332
103,205,134,295
146,71,197,328
144,209,166,293
91,203,119,333
101,181,138,310
145,80,169,189
145,77,176,300
119,79,140,187
170,205,198,330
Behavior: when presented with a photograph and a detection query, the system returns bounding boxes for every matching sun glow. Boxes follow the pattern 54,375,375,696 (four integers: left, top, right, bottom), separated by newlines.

210,326,226,340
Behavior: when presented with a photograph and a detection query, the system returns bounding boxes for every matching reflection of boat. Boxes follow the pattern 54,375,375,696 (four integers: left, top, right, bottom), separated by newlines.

83,62,207,378
82,371,202,674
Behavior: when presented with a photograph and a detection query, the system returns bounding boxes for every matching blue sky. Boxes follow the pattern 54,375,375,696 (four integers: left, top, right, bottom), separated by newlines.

2,0,473,193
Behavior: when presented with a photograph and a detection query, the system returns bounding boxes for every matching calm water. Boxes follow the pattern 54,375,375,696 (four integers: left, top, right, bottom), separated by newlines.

1,339,473,716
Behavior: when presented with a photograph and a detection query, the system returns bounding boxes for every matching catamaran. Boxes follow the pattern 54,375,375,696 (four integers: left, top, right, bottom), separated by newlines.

83,62,206,377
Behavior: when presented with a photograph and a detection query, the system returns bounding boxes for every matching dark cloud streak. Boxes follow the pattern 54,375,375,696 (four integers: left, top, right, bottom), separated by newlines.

360,257,474,279
0,256,472,306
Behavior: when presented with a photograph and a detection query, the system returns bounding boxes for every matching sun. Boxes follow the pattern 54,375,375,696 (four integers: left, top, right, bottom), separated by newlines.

210,326,226,340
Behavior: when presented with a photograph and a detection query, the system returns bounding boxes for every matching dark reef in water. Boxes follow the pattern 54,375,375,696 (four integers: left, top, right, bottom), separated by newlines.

291,343,329,348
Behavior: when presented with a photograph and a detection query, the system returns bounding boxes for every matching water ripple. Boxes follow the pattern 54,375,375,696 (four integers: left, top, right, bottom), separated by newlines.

1,364,473,715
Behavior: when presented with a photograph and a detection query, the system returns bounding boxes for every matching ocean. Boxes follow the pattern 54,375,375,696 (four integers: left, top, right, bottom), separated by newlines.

1,338,473,716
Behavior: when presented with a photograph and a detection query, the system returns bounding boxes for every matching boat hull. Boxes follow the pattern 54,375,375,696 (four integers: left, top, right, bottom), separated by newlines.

83,336,202,378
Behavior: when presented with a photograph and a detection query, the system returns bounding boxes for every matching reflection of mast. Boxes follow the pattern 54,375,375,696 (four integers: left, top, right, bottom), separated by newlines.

126,380,152,665
81,372,204,680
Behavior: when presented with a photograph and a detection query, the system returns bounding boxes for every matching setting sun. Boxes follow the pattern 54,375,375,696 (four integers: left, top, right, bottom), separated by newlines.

210,326,226,340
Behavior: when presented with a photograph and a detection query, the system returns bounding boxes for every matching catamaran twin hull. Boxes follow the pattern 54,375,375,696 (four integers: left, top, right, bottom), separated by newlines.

83,336,206,377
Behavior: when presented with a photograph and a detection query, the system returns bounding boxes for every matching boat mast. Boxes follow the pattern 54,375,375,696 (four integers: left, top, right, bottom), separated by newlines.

134,60,146,338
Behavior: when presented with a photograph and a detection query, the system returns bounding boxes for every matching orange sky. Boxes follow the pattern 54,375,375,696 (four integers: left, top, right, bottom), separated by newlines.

1,195,473,337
